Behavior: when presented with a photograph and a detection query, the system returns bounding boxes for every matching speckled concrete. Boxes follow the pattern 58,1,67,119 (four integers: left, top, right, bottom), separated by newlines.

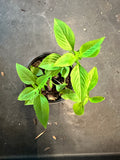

0,0,120,158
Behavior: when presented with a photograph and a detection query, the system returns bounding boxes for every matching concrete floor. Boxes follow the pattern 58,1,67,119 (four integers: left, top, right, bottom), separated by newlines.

0,0,120,158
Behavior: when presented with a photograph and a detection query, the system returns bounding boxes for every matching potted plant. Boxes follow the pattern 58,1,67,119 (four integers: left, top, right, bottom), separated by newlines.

16,18,105,129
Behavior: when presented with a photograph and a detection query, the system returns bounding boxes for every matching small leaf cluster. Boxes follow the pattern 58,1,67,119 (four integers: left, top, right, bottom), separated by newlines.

16,18,105,128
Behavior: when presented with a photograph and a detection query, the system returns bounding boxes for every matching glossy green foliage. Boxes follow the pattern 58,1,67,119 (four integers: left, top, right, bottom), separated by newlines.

36,75,49,89
39,53,61,70
89,96,105,103
71,64,88,101
24,99,34,106
60,88,80,102
54,18,75,51
16,18,105,128
34,94,49,128
18,87,38,101
60,67,70,79
88,67,98,91
45,68,61,78
56,83,67,92
80,37,105,58
30,65,43,76
55,53,76,67
73,102,84,115
16,63,36,85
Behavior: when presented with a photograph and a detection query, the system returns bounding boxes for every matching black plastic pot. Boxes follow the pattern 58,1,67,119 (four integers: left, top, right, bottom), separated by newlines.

27,52,72,104
27,52,50,69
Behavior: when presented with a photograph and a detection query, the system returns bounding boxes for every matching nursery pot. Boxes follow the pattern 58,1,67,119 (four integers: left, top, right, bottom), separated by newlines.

27,52,72,104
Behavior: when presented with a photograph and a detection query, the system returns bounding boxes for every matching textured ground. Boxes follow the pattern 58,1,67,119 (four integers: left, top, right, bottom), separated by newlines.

0,0,120,158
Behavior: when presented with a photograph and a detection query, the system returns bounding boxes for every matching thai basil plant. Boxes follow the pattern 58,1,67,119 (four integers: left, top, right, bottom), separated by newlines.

16,18,105,128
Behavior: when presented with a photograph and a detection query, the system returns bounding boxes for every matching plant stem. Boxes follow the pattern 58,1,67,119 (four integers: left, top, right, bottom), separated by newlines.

39,90,41,94
72,50,75,54
32,84,37,88
76,60,80,65
52,78,61,84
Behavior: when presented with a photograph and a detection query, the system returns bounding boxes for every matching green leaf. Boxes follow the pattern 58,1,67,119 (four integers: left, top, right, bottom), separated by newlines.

70,64,88,101
25,99,34,105
54,18,75,51
56,83,67,92
89,96,105,103
88,67,98,91
18,87,37,101
30,65,43,76
39,53,61,70
54,53,76,67
60,88,80,102
60,67,70,79
45,68,61,78
73,102,84,115
80,37,105,58
36,75,49,89
74,51,81,59
33,94,49,128
16,63,36,85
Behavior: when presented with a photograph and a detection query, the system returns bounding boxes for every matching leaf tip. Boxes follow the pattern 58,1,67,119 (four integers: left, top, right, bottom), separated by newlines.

102,36,105,39
43,123,47,129
17,95,21,101
54,18,58,24
102,97,105,101
54,18,59,22
101,36,105,42
16,63,19,68
93,66,98,71
54,18,57,21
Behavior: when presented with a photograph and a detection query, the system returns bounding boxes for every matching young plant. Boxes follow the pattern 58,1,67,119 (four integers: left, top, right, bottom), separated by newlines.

16,18,105,128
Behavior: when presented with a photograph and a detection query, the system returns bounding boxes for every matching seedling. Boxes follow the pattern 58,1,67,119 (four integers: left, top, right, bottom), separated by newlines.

16,18,105,128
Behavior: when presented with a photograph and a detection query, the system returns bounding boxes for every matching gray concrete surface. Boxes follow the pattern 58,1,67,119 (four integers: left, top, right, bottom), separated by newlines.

0,0,120,158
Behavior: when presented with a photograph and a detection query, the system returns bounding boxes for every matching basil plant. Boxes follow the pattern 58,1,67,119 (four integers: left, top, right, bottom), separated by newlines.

16,18,105,128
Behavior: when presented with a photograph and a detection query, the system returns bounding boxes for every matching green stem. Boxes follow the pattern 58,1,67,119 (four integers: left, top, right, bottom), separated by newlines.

51,81,57,86
71,50,75,54
76,60,80,65
32,84,37,88
39,89,41,94
52,78,61,84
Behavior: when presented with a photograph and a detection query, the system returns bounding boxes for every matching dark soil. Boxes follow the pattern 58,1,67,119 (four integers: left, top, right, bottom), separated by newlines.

30,55,72,102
